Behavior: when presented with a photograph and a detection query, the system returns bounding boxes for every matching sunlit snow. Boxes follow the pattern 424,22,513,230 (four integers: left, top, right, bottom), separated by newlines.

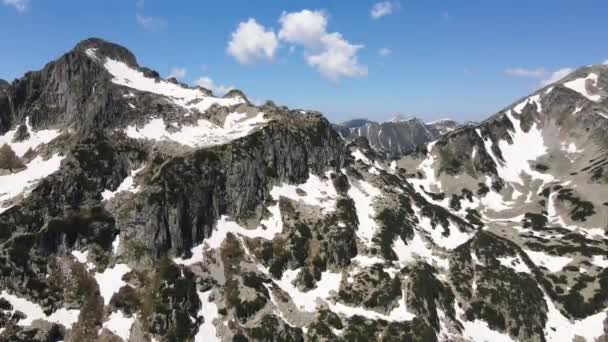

475,110,553,186
101,166,145,200
194,290,219,341
347,179,382,247
455,303,513,342
591,255,608,268
543,292,608,341
0,154,64,213
0,117,61,157
329,288,415,321
497,255,531,274
102,311,134,341
563,73,602,102
0,291,80,328
523,249,572,273
95,263,132,305
351,149,372,165
274,268,341,312
100,56,245,112
125,112,268,148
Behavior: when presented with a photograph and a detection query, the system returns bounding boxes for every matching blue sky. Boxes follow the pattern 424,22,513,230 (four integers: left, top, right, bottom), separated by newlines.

1,0,607,122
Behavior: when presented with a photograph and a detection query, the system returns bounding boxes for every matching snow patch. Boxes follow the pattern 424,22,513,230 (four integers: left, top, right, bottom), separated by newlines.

329,289,415,321
95,264,132,305
392,231,449,270
0,117,61,157
351,149,372,165
591,255,608,269
414,206,473,250
269,172,338,213
455,303,512,342
0,291,80,328
101,166,145,201
347,179,382,247
543,292,608,341
523,249,572,273
102,311,134,341
563,73,602,102
125,111,267,148
476,111,552,186
414,141,441,192
497,255,531,274
195,290,219,341
71,250,95,271
101,57,245,112
275,268,341,312
174,215,284,266
0,154,64,213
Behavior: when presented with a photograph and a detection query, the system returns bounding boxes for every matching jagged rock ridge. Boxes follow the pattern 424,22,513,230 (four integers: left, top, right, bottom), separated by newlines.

333,116,461,159
0,38,606,342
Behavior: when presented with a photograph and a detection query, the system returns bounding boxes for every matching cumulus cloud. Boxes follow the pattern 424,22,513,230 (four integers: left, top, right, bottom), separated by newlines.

168,67,187,79
278,10,328,49
540,68,573,86
505,67,546,78
3,0,29,12
194,76,234,96
278,9,367,82
378,48,392,56
227,18,278,65
136,13,167,31
370,1,395,19
306,33,367,82
603,60,608,65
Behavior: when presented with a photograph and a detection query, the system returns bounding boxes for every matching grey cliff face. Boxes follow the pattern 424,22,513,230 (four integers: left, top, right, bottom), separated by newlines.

0,38,607,342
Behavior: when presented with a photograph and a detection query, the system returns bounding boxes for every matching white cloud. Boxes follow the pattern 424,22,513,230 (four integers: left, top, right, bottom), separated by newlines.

3,0,29,12
307,33,367,82
603,60,608,65
194,76,234,97
167,67,186,80
540,68,573,86
378,48,392,56
227,18,278,65
505,67,546,78
505,66,574,86
278,10,328,49
136,13,167,31
278,9,367,82
370,1,395,19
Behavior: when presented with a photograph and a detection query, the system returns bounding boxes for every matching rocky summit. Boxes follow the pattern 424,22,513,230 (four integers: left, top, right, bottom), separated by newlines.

0,38,606,342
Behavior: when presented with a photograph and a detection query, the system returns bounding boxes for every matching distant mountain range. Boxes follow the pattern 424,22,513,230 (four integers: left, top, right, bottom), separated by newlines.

333,115,462,158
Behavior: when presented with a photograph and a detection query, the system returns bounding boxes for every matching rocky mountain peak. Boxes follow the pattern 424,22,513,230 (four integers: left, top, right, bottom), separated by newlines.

386,114,411,123
223,88,248,102
74,37,139,68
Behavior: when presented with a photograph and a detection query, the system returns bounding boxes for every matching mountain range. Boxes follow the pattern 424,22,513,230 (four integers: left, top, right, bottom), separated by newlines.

0,38,606,342
332,116,461,159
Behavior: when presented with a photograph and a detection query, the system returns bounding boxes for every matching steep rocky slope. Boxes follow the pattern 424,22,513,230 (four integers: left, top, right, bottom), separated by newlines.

333,116,460,159
0,38,606,342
